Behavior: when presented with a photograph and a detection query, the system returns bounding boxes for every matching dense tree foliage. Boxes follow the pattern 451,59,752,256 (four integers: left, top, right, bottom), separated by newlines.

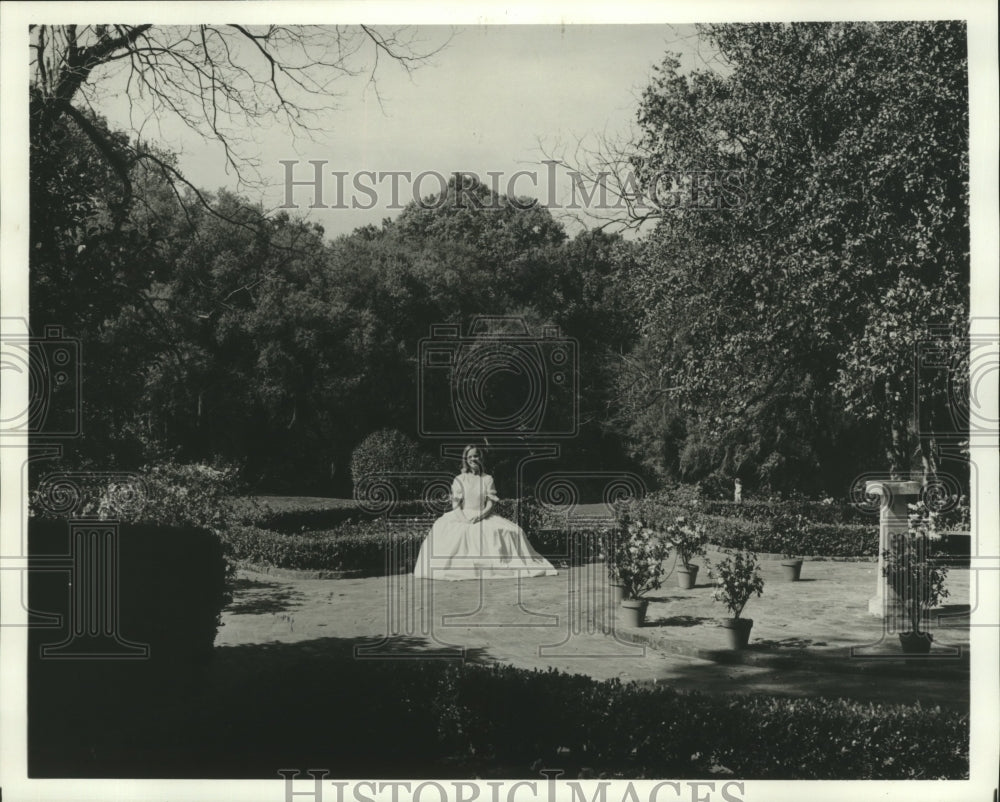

31,126,641,492
29,22,970,500
616,21,969,493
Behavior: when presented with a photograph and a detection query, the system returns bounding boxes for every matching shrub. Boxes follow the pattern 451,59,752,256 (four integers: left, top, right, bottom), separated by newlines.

427,663,968,780
661,516,709,568
607,506,669,599
28,519,229,669
30,460,246,588
223,519,429,573
28,460,246,533
350,429,441,498
242,498,367,532
706,549,764,619
103,460,245,531
702,498,872,525
706,515,877,558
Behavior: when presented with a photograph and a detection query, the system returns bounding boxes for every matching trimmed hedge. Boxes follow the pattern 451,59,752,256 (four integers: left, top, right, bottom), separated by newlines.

224,520,428,573
243,500,368,532
240,496,553,534
230,491,887,573
701,498,874,525
428,663,968,779
227,512,878,574
704,515,878,558
28,519,229,668
618,494,880,559
224,517,613,573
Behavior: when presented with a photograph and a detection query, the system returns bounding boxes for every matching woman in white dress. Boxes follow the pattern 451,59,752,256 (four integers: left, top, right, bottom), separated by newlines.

413,446,558,580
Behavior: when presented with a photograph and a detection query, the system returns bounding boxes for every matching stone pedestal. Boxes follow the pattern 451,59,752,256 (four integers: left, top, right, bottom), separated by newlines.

866,480,922,617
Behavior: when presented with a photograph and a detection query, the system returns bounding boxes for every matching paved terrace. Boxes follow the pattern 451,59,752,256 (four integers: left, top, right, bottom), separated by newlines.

217,546,971,708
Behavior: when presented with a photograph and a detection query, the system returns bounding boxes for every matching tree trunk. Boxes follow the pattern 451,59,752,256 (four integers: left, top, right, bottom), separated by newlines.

886,417,908,480
917,434,938,482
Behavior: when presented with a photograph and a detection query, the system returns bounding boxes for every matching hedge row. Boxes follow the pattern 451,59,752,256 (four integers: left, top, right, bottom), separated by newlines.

224,521,427,572
223,519,613,572
700,498,874,525
427,663,968,779
240,496,553,534
226,515,882,574
229,491,893,572
621,495,880,559
704,515,879,558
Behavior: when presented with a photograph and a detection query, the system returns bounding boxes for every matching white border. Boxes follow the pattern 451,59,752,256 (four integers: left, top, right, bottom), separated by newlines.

2,2,997,801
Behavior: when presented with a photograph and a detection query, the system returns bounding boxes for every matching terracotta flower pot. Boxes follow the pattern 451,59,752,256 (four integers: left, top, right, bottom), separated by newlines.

719,617,754,649
780,559,803,581
609,583,626,604
898,631,933,654
677,564,699,589
618,598,649,628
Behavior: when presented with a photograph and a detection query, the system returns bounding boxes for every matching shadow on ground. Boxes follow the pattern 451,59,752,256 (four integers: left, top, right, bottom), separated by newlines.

649,615,715,628
753,637,829,649
30,632,497,780
641,651,969,710
227,577,307,615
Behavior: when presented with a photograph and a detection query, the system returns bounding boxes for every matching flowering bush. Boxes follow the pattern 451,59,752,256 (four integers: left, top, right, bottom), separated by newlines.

662,516,708,568
608,508,670,599
29,460,249,533
96,461,245,532
767,512,808,558
882,504,950,633
707,549,764,619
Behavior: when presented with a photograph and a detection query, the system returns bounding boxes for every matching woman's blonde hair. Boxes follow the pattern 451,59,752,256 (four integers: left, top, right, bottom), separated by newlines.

461,444,486,475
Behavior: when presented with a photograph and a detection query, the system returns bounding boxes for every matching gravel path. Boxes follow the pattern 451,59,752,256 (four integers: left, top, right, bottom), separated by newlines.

216,550,970,708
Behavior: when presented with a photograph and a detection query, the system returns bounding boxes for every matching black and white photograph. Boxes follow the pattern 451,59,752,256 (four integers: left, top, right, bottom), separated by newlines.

1,2,997,801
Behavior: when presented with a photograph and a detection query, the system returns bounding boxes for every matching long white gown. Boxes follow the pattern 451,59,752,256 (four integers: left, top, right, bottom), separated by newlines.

412,472,558,580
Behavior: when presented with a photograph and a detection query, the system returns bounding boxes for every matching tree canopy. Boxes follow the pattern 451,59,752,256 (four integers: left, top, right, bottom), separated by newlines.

616,21,969,490
28,22,971,499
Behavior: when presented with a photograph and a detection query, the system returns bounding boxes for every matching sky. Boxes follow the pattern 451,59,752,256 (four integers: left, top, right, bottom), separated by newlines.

87,24,714,238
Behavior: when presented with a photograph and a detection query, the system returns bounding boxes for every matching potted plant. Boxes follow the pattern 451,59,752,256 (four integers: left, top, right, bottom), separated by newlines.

706,549,765,649
663,516,708,589
769,512,804,581
609,509,669,627
881,509,950,654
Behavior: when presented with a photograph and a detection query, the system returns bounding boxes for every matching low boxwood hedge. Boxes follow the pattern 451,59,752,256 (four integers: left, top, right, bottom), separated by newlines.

701,498,874,525
240,496,553,534
224,520,429,573
224,517,613,573
704,515,878,558
427,663,968,779
228,493,885,573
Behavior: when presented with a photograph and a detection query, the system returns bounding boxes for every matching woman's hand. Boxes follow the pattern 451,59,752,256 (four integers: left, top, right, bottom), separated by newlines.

469,499,494,524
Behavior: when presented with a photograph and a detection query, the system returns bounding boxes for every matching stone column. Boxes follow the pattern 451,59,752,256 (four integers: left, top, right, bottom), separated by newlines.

866,480,922,617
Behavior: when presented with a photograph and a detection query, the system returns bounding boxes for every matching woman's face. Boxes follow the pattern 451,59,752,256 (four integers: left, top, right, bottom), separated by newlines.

465,447,481,471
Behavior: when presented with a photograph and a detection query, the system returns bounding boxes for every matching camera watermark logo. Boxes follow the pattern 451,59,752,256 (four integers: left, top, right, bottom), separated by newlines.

13,471,150,659
0,321,81,437
418,317,578,439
